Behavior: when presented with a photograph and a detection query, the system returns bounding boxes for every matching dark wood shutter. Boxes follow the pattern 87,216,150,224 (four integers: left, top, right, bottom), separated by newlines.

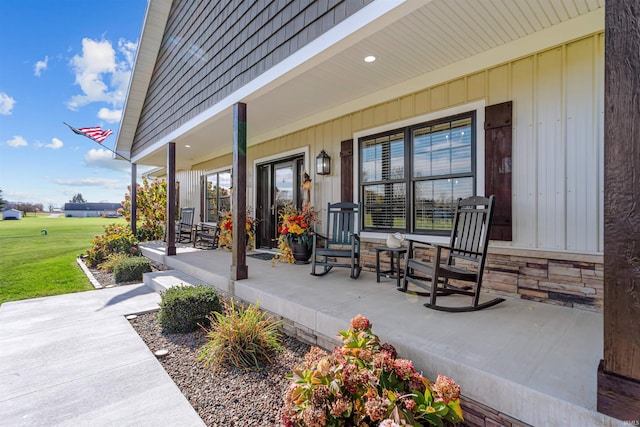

484,101,512,241
340,139,353,202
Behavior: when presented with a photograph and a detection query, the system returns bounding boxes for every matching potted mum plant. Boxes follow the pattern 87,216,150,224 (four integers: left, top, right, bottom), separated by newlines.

217,209,259,251
276,204,319,264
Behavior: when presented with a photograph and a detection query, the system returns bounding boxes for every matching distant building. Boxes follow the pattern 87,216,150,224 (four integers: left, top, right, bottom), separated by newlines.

2,209,22,220
63,203,122,218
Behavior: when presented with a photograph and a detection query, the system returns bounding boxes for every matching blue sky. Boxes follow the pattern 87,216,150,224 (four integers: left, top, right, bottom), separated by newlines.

0,0,149,209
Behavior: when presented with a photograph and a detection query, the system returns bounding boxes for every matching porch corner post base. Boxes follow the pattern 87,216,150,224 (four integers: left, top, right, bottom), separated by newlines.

231,265,248,281
167,247,176,256
597,360,640,422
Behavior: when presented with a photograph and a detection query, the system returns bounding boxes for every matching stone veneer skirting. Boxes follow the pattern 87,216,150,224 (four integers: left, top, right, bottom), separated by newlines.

360,241,603,311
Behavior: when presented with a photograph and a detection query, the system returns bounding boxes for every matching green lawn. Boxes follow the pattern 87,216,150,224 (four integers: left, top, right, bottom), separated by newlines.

0,215,127,306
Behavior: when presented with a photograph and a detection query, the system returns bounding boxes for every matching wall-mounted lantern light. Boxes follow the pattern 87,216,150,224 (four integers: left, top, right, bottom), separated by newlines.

316,149,331,175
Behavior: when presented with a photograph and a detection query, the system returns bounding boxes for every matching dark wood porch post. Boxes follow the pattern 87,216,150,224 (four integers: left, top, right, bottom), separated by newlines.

598,1,640,421
166,142,176,256
130,162,137,236
231,102,248,280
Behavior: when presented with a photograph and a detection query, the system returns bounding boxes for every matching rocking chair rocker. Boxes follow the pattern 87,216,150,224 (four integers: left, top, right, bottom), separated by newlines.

399,195,504,312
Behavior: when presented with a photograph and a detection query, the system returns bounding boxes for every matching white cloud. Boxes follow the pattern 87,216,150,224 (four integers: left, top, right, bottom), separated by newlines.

67,37,137,112
84,148,129,172
6,136,27,148
97,107,122,123
54,177,122,189
45,137,63,150
0,92,16,115
34,56,49,77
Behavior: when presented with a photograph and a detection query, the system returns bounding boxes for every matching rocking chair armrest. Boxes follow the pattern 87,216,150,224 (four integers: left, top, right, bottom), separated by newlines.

430,243,452,265
406,238,435,257
312,232,328,246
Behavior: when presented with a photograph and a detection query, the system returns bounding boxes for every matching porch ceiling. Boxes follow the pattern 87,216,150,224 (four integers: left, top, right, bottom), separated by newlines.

134,0,604,169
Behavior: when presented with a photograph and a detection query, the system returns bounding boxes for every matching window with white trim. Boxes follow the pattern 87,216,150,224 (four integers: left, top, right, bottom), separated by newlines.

360,111,475,235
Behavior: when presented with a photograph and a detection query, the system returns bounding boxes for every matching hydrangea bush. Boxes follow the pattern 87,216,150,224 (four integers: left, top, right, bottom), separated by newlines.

281,315,463,427
85,223,139,267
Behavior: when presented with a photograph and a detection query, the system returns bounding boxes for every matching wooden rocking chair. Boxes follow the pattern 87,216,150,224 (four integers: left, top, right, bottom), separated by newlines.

311,202,361,279
399,195,504,312
176,207,195,243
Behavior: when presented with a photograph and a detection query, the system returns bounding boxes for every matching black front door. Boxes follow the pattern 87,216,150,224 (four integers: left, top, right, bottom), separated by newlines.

256,156,304,248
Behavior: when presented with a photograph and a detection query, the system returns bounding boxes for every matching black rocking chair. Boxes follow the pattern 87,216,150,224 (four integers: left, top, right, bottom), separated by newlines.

311,202,361,279
399,195,504,312
176,207,195,243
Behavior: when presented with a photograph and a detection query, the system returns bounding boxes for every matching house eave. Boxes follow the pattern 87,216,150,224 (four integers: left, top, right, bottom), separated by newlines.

115,0,172,160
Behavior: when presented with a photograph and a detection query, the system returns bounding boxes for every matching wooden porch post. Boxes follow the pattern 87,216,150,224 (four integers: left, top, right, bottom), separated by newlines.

231,102,248,280
598,1,640,421
130,162,137,236
166,142,176,256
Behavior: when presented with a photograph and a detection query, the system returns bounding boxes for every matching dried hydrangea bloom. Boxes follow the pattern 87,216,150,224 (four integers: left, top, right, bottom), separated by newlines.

403,397,416,411
432,374,461,403
304,346,329,367
311,384,332,405
330,396,352,417
350,314,371,330
380,342,397,359
301,406,326,427
393,358,416,381
373,350,394,372
365,395,391,421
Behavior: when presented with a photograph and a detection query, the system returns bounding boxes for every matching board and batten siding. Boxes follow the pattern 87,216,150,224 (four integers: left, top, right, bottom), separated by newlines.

176,170,205,222
241,33,604,255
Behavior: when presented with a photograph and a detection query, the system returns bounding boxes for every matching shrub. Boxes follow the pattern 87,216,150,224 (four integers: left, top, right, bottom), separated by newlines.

85,223,138,267
157,285,222,333
198,300,283,372
135,226,162,242
113,256,152,283
98,252,130,273
280,314,464,427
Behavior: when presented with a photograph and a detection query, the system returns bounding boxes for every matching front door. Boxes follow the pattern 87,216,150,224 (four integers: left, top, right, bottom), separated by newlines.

256,156,304,248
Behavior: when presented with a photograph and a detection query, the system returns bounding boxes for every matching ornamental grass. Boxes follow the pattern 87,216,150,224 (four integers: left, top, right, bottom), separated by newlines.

197,300,283,372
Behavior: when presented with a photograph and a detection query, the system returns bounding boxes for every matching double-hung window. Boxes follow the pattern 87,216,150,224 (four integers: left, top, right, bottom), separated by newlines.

360,111,475,234
204,170,231,222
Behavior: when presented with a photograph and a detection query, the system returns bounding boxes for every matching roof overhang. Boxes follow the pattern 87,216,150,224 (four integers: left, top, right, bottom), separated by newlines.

117,0,604,170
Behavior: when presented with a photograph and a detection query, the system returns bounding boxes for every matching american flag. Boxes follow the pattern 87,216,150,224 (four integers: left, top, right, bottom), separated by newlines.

76,126,113,143
64,122,129,161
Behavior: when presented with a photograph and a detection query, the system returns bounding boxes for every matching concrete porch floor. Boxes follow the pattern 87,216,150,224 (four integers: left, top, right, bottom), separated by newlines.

141,242,623,427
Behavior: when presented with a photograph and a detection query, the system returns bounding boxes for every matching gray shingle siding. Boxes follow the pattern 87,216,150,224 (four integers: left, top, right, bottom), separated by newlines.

132,0,372,157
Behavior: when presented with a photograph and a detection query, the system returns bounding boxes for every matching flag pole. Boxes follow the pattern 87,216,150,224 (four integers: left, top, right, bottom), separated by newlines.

63,122,130,162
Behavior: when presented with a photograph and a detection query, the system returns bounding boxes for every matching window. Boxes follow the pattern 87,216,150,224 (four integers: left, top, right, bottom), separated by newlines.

360,112,475,234
204,170,231,222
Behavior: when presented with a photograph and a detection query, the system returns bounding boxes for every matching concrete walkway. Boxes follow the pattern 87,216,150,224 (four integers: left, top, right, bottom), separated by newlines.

0,284,204,427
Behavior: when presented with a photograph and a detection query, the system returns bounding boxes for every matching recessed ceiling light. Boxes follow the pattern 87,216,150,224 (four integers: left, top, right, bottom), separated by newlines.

185,144,191,148
364,55,376,63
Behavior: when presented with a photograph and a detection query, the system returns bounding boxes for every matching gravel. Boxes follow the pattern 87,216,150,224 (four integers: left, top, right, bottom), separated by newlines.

83,258,310,426
129,313,310,426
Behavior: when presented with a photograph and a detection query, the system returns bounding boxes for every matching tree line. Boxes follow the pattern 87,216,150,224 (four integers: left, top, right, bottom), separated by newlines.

0,189,88,214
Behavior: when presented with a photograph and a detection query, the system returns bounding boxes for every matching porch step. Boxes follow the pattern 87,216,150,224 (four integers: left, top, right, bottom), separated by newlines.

143,270,211,294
